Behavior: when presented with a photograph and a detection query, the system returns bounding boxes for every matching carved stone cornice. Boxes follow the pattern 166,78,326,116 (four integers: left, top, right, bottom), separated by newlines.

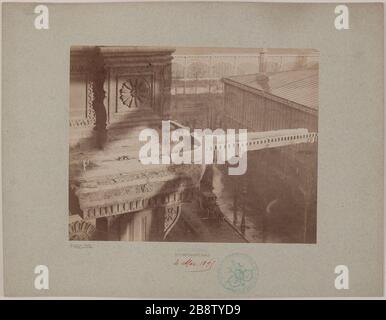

73,163,205,220
76,163,204,186
70,46,99,74
98,46,175,67
80,186,198,220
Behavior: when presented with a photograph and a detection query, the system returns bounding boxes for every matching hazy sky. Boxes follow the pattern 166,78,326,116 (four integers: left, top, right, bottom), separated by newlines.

174,47,318,55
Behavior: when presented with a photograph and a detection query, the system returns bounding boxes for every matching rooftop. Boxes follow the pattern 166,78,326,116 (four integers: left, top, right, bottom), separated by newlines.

224,68,319,111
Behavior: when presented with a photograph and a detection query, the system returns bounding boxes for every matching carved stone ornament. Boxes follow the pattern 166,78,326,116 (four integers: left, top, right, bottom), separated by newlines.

119,77,151,108
69,79,97,128
69,220,96,240
164,204,181,239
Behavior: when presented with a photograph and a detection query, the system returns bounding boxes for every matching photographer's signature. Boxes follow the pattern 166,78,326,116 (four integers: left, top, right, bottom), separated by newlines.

70,243,93,249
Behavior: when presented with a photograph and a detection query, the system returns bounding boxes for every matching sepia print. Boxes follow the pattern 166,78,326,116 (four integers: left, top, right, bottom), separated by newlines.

69,46,319,243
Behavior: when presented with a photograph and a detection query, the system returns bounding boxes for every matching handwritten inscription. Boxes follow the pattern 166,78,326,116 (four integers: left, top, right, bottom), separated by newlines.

174,256,216,272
